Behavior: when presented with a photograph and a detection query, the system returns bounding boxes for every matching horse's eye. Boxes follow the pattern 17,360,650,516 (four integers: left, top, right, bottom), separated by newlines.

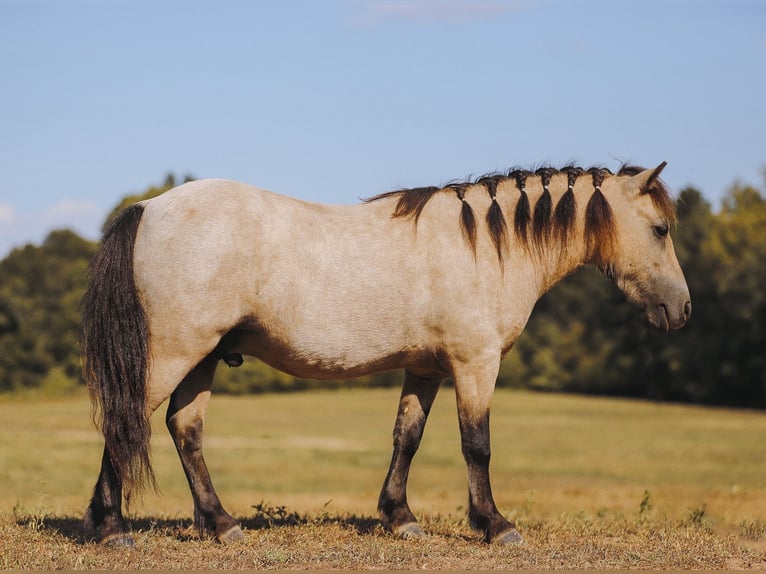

653,224,669,238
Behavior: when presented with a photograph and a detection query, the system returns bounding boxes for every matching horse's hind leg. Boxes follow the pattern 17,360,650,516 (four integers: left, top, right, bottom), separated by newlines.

85,449,133,546
378,370,442,538
165,354,243,543
85,351,211,546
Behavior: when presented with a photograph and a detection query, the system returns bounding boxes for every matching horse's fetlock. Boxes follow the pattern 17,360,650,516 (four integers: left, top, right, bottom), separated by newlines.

379,504,417,532
481,514,517,544
86,511,131,545
193,510,215,538
468,508,488,533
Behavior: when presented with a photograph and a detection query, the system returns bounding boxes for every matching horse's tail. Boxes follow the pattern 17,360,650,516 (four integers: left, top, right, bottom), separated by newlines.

82,203,156,498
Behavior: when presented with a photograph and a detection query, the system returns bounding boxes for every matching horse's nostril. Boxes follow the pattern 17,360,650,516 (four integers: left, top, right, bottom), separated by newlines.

683,300,692,321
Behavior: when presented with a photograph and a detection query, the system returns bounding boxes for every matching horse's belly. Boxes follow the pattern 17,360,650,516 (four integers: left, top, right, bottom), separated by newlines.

217,327,441,381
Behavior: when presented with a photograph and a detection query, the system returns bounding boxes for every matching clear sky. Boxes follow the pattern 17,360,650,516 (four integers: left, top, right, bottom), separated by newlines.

1,0,764,256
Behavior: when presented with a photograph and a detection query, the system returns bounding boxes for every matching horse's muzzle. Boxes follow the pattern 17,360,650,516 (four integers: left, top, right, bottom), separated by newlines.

651,300,691,331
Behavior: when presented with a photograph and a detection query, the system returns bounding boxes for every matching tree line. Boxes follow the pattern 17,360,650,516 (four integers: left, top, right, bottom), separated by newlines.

1,172,764,407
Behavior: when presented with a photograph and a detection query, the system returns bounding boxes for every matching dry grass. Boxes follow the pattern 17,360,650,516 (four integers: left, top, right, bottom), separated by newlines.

2,387,765,569
3,507,766,569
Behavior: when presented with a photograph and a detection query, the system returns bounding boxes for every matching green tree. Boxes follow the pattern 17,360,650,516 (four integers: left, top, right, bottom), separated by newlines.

0,230,97,391
700,182,766,404
647,187,718,402
0,297,18,334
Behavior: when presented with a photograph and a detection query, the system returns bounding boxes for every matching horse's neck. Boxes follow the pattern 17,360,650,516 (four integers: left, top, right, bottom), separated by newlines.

527,241,587,295
510,180,595,295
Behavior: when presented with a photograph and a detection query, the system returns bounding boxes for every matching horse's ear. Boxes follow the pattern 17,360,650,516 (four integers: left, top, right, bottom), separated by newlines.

629,161,668,195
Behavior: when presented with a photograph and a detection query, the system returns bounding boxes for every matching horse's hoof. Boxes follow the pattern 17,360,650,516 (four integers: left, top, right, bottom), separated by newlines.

217,524,245,544
493,528,523,545
395,522,427,540
101,533,136,547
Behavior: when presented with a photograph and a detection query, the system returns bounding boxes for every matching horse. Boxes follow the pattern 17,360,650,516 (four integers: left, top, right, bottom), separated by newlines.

82,161,691,546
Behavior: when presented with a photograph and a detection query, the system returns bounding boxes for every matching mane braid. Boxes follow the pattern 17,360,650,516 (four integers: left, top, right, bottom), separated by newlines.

554,167,583,243
483,178,508,264
454,187,478,252
584,168,617,266
366,162,651,270
511,170,532,245
532,167,555,246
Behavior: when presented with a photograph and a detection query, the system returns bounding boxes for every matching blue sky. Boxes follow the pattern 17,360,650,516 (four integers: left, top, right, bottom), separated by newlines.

1,0,764,256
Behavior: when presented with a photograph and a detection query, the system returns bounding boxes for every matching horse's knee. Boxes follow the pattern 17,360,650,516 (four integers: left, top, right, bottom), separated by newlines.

459,415,491,466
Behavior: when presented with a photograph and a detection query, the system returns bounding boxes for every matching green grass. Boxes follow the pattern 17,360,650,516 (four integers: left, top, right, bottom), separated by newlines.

2,387,765,523
2,387,765,569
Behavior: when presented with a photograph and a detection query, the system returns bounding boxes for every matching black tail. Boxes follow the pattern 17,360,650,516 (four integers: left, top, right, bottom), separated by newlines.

82,204,156,498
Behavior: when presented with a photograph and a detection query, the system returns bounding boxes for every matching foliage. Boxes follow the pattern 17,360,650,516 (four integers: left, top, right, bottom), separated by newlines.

0,230,96,391
0,171,765,406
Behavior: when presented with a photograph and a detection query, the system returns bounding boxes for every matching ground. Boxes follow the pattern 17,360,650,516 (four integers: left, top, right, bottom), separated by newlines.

1,387,765,569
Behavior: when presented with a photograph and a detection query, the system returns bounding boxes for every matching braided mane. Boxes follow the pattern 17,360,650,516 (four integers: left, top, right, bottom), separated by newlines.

366,164,676,266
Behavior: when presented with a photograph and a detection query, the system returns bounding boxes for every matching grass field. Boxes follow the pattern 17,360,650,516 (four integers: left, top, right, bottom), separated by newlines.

1,387,765,569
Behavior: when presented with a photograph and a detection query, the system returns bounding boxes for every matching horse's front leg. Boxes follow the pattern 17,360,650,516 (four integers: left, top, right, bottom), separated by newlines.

378,370,442,538
165,355,243,543
453,357,522,544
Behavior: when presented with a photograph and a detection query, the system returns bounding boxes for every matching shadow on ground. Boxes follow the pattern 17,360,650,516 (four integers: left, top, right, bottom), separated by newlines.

15,504,381,545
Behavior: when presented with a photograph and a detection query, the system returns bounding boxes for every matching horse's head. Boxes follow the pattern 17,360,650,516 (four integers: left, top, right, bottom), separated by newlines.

601,163,691,331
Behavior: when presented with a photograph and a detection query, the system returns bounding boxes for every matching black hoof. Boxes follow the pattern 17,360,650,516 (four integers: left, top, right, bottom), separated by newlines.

394,522,427,540
101,533,136,547
493,528,523,545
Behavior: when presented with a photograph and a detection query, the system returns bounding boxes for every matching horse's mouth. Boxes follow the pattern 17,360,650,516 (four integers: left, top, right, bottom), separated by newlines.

657,304,670,331
647,303,671,332
650,302,690,332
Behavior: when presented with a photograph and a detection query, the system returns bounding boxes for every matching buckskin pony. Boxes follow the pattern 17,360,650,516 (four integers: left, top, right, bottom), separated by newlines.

82,162,690,546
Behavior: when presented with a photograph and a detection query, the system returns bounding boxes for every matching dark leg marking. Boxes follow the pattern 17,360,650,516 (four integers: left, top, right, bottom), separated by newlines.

84,449,135,546
166,356,243,543
378,371,442,538
459,412,521,544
